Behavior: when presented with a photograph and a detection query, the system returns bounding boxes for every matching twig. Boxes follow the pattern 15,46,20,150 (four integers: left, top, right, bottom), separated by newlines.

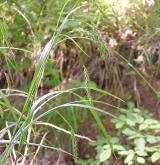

30,133,47,165
36,122,94,142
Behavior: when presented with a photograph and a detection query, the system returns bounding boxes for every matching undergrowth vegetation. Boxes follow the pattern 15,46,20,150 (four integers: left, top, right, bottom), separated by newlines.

79,102,160,164
0,0,160,164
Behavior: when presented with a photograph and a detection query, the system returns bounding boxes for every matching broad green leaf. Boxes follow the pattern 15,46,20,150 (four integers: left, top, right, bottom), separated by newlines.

118,150,129,155
145,147,156,152
150,124,160,129
136,150,147,156
119,115,126,121
133,108,141,113
128,133,142,140
99,149,111,162
126,119,135,126
119,108,126,113
144,119,158,125
139,124,148,130
113,145,125,151
151,152,160,162
137,157,145,164
128,161,133,165
124,152,135,164
111,137,119,143
134,114,144,124
122,128,135,136
103,145,110,149
156,137,160,141
134,138,146,151
115,121,124,129
147,136,158,144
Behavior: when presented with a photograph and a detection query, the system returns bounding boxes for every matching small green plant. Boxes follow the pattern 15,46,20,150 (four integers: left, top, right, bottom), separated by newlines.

77,136,125,165
80,102,160,165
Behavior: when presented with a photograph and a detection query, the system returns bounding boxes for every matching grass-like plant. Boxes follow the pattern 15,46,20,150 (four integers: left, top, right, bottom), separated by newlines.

1,1,160,164
0,1,124,164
